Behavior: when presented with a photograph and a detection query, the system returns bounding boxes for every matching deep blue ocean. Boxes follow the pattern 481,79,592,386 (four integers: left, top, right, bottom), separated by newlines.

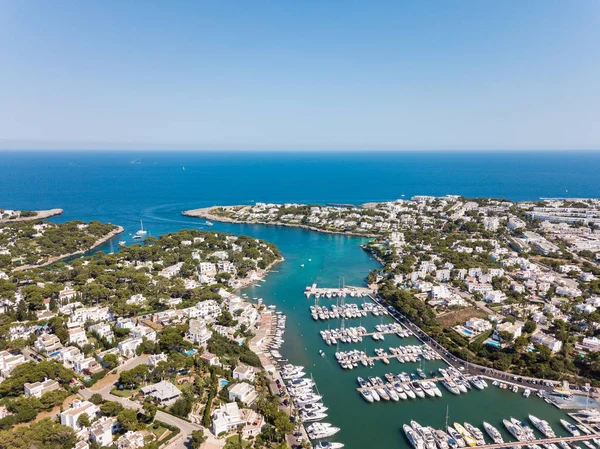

0,150,594,448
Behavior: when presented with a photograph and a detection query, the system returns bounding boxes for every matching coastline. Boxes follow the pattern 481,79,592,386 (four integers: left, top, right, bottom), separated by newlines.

232,256,285,291
12,225,124,272
0,208,63,223
182,206,379,239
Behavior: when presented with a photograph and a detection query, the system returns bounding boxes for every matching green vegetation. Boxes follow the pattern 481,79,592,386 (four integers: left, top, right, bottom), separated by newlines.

0,418,76,449
207,333,260,367
0,220,118,270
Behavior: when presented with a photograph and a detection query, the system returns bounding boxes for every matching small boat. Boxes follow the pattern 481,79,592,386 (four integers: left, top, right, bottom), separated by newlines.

319,350,325,357
523,388,531,398
118,240,126,246
359,389,374,403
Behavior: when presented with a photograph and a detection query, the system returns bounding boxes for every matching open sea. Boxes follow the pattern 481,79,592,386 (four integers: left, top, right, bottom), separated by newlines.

1,150,599,448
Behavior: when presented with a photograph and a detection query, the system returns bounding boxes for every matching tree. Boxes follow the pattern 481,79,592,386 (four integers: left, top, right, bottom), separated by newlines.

170,395,192,418
190,430,207,449
102,353,119,370
497,331,514,343
117,409,139,431
100,401,124,417
89,393,104,405
142,400,157,422
77,413,91,428
523,320,537,334
0,418,76,449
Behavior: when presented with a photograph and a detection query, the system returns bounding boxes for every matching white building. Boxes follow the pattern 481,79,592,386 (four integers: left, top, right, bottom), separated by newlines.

483,290,507,304
89,417,118,447
532,331,563,353
233,365,256,382
140,380,182,406
465,318,492,333
228,382,258,405
68,327,88,346
130,325,156,342
0,350,25,377
187,319,212,346
118,337,143,358
24,378,60,398
60,400,99,429
212,402,245,436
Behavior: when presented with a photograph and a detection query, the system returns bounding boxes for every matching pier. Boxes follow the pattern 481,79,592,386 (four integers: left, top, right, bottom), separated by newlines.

355,375,462,391
304,284,374,298
467,434,600,449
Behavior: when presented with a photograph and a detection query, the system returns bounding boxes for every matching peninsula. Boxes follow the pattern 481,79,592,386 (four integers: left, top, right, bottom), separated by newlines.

0,219,123,271
0,207,63,223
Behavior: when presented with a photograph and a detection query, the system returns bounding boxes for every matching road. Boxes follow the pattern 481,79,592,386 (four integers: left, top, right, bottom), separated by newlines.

79,355,211,449
369,294,572,394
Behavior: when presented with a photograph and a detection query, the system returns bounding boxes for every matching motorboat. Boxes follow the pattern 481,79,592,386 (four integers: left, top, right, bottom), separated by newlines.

510,418,535,441
529,415,556,438
453,423,476,447
447,427,466,448
316,443,344,449
307,423,340,440
464,423,485,446
503,419,526,442
404,424,425,449
561,419,581,436
360,389,374,403
483,422,504,444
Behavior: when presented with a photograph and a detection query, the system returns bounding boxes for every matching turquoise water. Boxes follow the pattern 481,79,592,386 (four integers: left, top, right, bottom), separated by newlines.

0,150,590,448
239,232,573,449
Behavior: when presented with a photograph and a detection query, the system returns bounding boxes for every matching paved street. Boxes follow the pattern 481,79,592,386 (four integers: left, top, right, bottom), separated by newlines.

78,355,214,449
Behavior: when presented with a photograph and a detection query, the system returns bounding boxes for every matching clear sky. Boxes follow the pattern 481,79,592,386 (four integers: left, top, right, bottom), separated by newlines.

1,1,599,151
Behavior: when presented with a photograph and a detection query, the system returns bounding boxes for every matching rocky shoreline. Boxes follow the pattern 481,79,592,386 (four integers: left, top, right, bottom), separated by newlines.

12,225,124,271
0,208,63,223
182,206,379,238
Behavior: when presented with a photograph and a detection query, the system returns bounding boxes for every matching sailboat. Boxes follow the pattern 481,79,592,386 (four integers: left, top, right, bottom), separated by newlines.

108,241,115,255
136,220,147,236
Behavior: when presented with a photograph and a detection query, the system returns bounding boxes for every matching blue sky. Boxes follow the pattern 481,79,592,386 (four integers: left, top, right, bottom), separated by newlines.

1,1,599,150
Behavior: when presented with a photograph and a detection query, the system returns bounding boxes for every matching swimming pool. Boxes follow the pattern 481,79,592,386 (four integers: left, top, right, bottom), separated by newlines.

460,328,473,336
184,349,196,357
219,379,229,388
484,338,500,348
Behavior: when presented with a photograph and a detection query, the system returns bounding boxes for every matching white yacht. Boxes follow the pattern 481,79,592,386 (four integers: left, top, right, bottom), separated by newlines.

316,443,344,449
464,423,485,446
529,415,555,438
300,411,327,422
307,423,340,440
561,419,581,436
447,427,466,448
483,422,504,444
404,424,425,449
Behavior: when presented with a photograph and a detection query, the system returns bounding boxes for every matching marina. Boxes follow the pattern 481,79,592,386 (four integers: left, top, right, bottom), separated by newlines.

402,417,600,449
243,263,599,449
